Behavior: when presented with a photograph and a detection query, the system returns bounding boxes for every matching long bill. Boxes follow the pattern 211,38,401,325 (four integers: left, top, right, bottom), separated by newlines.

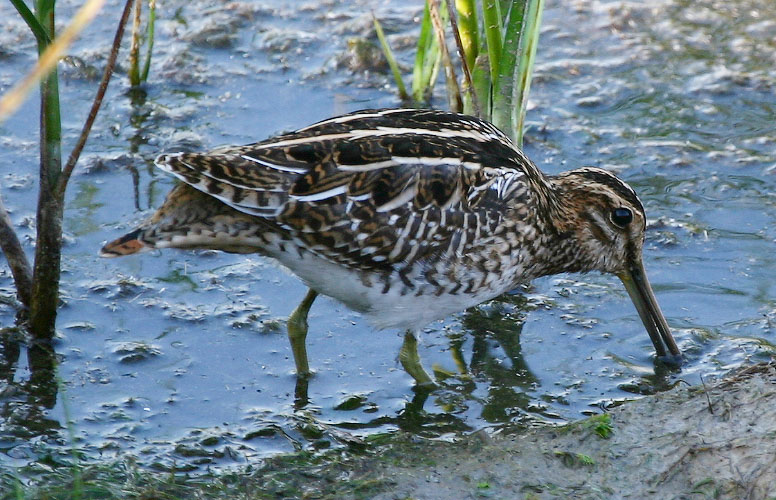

617,258,682,367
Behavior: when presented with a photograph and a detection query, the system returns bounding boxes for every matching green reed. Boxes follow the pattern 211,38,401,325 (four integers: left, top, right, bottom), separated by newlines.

129,0,156,87
376,0,545,145
3,0,132,345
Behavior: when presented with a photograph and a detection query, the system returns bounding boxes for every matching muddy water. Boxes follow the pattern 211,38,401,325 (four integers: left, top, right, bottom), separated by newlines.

0,0,774,472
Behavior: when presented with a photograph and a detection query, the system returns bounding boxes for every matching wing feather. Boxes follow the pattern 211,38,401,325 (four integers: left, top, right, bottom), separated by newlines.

154,109,542,270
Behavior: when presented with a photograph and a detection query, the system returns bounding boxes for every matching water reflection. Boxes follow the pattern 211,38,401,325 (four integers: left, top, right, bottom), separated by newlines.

127,87,153,212
284,295,538,445
0,331,62,452
288,293,549,446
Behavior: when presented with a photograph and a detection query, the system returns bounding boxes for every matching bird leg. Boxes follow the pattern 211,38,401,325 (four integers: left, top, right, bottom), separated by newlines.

399,330,435,387
431,334,471,381
287,288,318,377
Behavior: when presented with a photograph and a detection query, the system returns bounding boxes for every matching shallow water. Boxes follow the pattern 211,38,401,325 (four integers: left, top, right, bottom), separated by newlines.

0,0,774,472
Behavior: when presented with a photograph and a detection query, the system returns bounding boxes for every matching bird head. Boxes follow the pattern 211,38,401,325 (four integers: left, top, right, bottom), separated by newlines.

549,167,682,367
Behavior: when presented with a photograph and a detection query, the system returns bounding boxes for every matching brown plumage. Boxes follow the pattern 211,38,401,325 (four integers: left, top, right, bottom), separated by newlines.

101,108,681,384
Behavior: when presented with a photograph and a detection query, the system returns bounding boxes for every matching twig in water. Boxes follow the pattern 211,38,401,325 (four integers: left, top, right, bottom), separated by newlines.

0,194,32,308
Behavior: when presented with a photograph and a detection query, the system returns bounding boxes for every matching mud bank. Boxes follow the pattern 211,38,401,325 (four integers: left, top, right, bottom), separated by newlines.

253,362,776,499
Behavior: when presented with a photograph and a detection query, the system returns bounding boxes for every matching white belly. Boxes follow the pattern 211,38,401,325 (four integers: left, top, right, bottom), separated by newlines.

269,246,517,332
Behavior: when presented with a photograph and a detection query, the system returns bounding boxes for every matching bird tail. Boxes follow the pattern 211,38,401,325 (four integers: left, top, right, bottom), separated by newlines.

100,227,151,257
99,183,194,258
100,183,272,258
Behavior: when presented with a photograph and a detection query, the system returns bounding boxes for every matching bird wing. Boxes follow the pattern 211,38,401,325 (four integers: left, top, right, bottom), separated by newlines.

155,109,540,270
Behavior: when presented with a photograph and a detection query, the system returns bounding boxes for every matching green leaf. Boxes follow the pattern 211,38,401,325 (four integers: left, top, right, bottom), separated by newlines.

454,0,479,69
11,0,52,46
374,15,409,100
140,0,157,83
481,0,503,85
412,1,442,103
491,0,526,137
468,53,491,118
511,0,544,146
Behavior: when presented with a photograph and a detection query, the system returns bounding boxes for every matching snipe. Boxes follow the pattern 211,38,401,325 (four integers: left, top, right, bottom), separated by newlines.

101,108,682,385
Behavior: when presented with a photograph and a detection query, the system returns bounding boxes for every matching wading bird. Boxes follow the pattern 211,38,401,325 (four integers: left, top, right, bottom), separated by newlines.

101,108,682,385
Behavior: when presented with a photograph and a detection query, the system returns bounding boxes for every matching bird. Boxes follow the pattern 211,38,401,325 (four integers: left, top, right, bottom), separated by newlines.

100,108,682,386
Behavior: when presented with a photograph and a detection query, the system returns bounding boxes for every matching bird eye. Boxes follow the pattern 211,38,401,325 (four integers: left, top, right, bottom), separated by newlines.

611,207,633,227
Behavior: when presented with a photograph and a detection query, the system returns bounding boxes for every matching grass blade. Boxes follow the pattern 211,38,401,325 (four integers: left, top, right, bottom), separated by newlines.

429,0,462,112
447,0,480,116
471,53,491,118
491,0,525,137
129,0,142,86
512,0,544,146
10,0,51,45
481,0,503,85
454,0,478,69
426,45,443,103
373,14,409,101
412,1,440,103
140,0,156,83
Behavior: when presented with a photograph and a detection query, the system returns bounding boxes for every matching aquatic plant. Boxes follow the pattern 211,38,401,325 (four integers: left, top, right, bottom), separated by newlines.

128,0,156,87
375,0,545,145
0,0,132,357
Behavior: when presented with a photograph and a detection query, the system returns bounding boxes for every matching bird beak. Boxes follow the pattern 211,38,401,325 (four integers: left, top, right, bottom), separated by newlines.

617,258,682,367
